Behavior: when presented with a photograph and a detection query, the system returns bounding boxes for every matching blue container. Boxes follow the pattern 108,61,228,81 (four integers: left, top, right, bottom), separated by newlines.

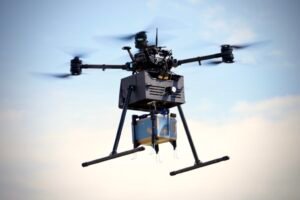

132,114,177,146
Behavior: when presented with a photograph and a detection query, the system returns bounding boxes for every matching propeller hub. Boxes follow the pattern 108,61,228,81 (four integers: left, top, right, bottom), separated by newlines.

70,57,82,75
221,45,234,63
135,31,148,49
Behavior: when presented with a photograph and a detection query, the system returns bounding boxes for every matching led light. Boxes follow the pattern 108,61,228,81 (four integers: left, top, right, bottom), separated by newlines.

166,86,177,94
171,86,177,93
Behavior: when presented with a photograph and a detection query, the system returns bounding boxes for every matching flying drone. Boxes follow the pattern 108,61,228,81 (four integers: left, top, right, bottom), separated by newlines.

52,28,258,176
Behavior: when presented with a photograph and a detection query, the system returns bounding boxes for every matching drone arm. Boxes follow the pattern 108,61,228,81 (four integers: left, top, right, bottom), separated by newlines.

81,63,132,71
176,52,223,66
176,45,234,66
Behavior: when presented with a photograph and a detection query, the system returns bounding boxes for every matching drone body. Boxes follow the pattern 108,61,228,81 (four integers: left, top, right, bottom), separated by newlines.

65,29,240,175
118,71,185,111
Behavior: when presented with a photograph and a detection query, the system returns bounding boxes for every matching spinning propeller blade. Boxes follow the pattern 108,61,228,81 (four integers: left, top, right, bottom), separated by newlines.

40,47,92,79
61,46,98,60
115,30,147,42
205,60,223,66
230,40,268,50
35,48,91,80
33,72,73,79
49,73,73,79
202,40,267,66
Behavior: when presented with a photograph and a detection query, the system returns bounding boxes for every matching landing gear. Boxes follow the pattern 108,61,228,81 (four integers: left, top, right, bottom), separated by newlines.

82,86,145,167
169,105,229,176
82,86,229,175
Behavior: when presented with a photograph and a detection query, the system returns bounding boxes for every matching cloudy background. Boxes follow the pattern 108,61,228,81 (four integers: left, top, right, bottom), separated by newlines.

0,0,300,199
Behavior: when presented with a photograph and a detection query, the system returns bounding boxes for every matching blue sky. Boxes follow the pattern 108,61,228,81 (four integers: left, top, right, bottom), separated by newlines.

0,0,300,199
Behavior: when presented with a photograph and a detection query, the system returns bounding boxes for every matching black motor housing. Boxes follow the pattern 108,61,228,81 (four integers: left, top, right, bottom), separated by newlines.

221,45,234,63
70,57,82,75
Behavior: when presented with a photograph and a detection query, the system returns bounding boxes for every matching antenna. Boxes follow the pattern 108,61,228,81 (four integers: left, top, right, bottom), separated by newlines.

155,28,158,47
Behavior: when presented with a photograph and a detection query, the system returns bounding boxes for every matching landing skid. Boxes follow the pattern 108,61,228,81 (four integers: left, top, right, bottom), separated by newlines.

170,156,229,176
82,147,145,167
169,105,230,175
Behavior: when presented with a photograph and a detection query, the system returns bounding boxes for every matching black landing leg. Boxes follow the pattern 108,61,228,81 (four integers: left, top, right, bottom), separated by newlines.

82,86,145,167
169,105,229,176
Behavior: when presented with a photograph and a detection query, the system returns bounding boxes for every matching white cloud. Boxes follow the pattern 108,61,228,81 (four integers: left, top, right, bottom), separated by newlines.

185,95,300,199
1,95,300,199
197,5,256,45
225,26,256,44
233,95,300,119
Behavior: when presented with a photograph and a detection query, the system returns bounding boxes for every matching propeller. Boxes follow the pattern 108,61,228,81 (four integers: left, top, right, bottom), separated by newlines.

94,20,176,46
203,40,268,66
204,60,223,66
35,48,93,80
230,40,268,50
95,29,150,44
49,73,73,79
94,16,184,47
114,30,148,42
62,47,97,59
33,72,73,79
109,29,173,46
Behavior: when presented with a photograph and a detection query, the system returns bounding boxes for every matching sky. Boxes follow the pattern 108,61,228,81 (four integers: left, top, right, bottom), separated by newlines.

0,0,300,199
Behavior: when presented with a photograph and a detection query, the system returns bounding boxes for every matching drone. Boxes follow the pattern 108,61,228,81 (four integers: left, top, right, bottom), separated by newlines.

52,28,257,176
